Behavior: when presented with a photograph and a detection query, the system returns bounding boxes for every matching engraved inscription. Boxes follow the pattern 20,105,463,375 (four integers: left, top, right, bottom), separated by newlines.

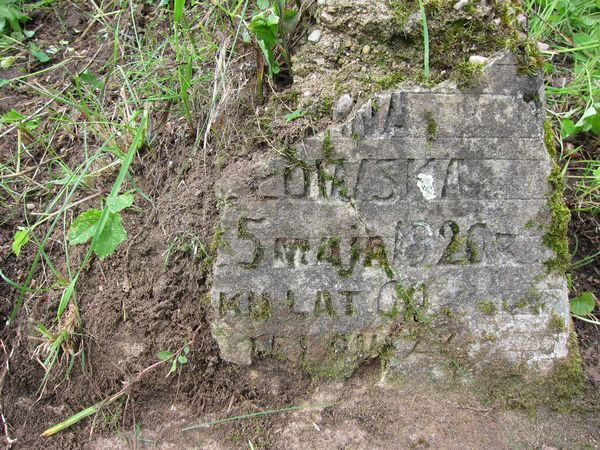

212,59,569,370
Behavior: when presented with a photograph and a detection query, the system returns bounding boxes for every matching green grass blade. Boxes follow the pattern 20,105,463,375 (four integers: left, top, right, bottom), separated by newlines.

418,0,429,79
41,403,102,437
182,404,333,431
174,0,185,25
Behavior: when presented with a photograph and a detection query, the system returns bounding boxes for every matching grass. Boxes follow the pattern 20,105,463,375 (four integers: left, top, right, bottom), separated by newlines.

524,0,600,322
182,404,333,431
0,0,229,394
417,0,429,79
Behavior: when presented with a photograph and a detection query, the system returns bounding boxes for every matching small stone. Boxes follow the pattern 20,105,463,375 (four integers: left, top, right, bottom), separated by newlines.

334,94,354,121
453,0,468,10
537,42,550,52
403,12,422,36
320,11,334,24
362,45,371,55
308,29,322,43
26,203,35,210
469,55,488,65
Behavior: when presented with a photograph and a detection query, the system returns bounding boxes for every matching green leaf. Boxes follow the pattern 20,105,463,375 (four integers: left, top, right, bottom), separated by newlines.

157,351,174,361
68,209,102,245
592,166,600,185
0,4,29,34
29,42,50,62
12,228,30,256
92,212,127,259
561,118,577,138
249,11,277,45
169,359,178,373
183,346,190,355
242,28,251,43
285,109,304,122
78,69,104,90
1,109,24,124
257,0,269,10
257,38,279,76
266,13,280,36
571,292,597,316
106,193,134,213
57,279,77,318
177,355,188,364
0,109,39,132
575,105,598,131
0,56,16,69
174,0,184,24
572,32,593,46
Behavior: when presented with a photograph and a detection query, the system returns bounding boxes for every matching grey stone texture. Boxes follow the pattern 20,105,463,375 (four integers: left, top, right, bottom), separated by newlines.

210,54,571,378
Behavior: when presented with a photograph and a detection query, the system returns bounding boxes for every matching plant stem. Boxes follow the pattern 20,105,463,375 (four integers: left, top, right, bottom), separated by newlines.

418,0,429,79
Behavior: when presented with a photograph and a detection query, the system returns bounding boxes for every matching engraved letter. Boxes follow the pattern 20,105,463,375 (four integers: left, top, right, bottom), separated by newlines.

238,218,264,270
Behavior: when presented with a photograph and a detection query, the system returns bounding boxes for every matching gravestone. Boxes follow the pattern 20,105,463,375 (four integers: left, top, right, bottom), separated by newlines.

210,54,571,378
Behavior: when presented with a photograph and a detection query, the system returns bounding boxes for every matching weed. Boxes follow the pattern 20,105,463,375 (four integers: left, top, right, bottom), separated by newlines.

570,291,599,325
157,345,191,375
246,0,301,94
42,339,196,437
163,231,210,271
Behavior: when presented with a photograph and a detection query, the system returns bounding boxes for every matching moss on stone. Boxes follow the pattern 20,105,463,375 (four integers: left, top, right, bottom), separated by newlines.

542,119,571,273
316,237,359,278
451,61,484,89
548,312,566,333
477,301,497,315
375,72,407,90
363,239,394,279
396,282,428,323
472,332,585,411
441,307,455,319
250,293,272,321
322,129,334,160
423,110,438,143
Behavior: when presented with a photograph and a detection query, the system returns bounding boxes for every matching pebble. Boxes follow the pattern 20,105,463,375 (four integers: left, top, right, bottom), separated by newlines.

26,203,35,210
453,0,469,10
362,45,371,55
334,94,354,121
308,29,322,43
320,11,334,24
469,55,488,65
537,42,550,52
403,12,422,36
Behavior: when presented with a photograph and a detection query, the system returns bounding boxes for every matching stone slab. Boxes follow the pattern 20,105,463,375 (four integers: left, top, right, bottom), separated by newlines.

210,54,570,376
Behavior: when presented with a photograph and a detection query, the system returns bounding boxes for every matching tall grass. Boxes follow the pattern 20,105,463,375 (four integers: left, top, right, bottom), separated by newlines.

525,0,600,323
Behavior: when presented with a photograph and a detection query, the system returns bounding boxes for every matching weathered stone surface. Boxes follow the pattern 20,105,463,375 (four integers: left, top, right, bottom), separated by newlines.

210,54,570,377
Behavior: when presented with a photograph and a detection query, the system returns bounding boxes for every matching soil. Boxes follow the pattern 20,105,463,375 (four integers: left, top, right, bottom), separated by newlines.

0,2,599,449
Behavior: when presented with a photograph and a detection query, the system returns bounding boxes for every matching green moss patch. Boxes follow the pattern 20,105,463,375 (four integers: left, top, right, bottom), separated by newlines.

542,119,571,273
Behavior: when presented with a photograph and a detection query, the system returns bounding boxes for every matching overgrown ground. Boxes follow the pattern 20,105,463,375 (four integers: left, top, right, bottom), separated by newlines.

0,0,598,448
